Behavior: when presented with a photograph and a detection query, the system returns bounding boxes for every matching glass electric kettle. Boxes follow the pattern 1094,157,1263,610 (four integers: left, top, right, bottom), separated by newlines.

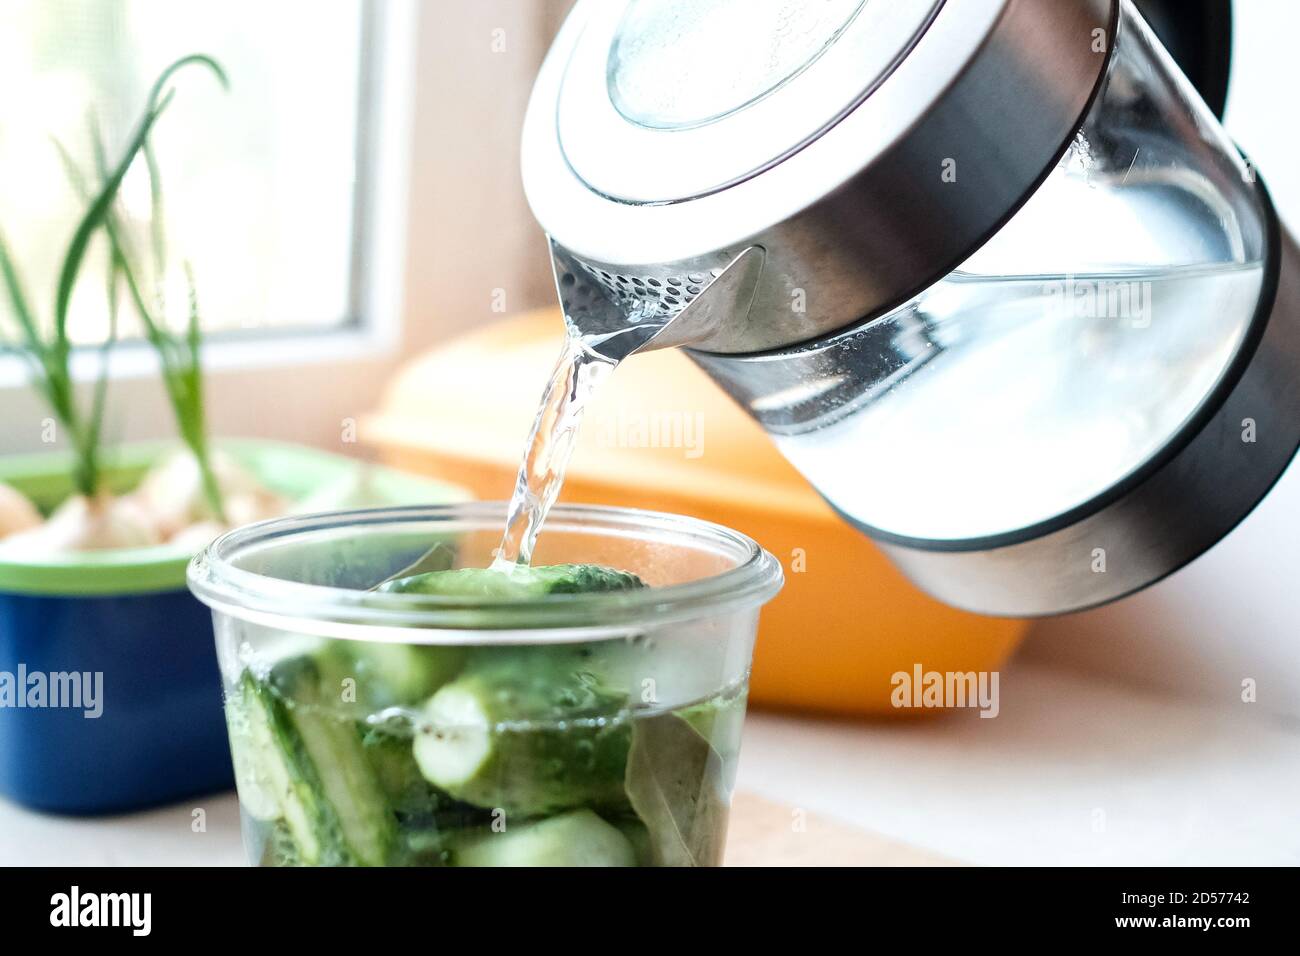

520,0,1300,616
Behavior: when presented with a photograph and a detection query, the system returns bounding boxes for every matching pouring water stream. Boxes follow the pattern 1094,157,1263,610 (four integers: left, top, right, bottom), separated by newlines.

489,335,618,571
371,244,762,588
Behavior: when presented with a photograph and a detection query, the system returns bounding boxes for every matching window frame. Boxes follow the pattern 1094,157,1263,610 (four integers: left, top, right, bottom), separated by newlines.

0,0,574,454
0,0,417,450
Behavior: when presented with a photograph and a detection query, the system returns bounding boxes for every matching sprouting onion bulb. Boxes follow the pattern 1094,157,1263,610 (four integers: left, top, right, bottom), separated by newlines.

131,448,285,540
0,493,160,556
0,54,230,555
0,98,168,501
55,54,232,525
0,482,41,540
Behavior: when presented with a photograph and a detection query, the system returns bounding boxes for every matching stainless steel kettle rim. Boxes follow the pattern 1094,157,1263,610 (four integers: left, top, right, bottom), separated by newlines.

523,0,1117,351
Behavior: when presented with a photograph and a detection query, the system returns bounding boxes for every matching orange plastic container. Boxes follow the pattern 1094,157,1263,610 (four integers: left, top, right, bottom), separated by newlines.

364,310,1028,715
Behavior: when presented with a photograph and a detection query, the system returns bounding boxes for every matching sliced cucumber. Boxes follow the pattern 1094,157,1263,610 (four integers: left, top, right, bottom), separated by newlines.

238,669,329,864
336,640,466,707
412,650,632,816
255,821,305,867
449,809,636,867
292,714,394,865
224,679,283,822
270,656,396,866
236,657,397,866
613,816,654,867
413,682,493,796
361,723,447,822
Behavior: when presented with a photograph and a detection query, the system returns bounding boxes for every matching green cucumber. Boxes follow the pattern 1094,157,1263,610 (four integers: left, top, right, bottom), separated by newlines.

412,649,632,816
225,678,284,822
613,816,654,866
255,820,308,867
334,640,466,707
380,563,645,598
239,657,397,866
237,669,330,863
359,722,451,823
449,809,636,867
271,656,396,866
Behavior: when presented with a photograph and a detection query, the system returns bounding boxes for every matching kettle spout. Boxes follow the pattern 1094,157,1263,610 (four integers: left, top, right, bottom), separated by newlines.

548,240,766,362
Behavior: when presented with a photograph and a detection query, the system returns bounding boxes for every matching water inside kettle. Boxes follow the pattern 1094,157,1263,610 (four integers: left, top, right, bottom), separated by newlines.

757,260,1266,542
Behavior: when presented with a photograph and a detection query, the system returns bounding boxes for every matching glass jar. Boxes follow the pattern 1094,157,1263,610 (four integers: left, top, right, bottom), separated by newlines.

188,502,783,867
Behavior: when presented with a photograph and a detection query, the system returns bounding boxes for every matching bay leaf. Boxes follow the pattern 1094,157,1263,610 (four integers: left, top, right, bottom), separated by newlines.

624,711,728,867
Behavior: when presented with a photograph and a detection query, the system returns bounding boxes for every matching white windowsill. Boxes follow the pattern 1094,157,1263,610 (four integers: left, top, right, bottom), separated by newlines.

0,321,401,392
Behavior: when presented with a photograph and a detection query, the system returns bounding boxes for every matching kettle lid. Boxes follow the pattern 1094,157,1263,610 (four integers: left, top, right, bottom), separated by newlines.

523,0,1115,344
556,0,944,204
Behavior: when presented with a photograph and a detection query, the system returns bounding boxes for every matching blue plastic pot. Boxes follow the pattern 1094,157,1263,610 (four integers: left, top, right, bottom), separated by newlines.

0,440,467,814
